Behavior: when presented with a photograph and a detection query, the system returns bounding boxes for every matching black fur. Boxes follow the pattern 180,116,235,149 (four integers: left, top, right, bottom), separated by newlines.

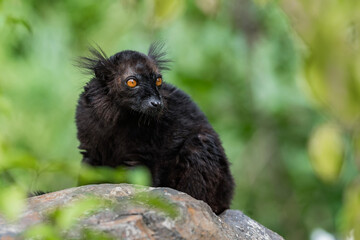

76,43,234,214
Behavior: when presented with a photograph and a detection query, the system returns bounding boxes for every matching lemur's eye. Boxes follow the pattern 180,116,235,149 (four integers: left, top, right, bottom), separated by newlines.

126,79,137,88
156,77,162,87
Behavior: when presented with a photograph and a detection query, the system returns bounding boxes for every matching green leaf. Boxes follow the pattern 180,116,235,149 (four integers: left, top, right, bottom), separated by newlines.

23,223,62,240
148,0,184,26
308,123,344,183
133,191,179,219
81,228,114,240
128,166,151,186
50,197,105,230
78,165,127,185
340,182,360,239
0,185,26,221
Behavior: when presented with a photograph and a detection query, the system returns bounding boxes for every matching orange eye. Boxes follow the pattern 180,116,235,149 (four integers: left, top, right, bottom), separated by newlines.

156,77,162,87
126,79,137,88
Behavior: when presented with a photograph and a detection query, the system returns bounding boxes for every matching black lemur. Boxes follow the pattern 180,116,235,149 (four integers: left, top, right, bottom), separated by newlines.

76,44,234,214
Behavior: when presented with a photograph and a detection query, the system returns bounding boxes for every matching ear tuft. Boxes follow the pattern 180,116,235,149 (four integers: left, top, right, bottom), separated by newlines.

76,45,114,79
148,41,172,71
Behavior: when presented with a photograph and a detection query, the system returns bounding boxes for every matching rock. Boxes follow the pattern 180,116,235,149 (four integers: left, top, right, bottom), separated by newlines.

0,184,284,240
220,210,284,240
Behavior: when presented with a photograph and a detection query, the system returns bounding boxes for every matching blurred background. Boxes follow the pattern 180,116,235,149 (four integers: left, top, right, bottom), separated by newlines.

0,0,359,239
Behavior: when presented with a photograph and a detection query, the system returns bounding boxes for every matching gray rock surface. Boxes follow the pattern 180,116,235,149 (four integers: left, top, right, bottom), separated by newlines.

0,184,284,240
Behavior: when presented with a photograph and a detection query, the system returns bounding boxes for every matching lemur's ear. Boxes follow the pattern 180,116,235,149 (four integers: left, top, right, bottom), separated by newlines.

148,42,172,71
77,46,114,80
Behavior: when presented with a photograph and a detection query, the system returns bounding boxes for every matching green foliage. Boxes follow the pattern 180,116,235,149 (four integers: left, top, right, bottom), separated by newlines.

78,165,151,186
133,191,180,219
23,197,114,240
0,185,26,221
340,182,360,239
49,198,106,230
24,222,115,240
24,223,62,240
0,0,358,239
308,123,344,183
278,0,360,238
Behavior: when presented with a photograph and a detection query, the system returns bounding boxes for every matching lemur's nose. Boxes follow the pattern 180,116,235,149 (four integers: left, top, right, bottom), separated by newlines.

150,100,161,108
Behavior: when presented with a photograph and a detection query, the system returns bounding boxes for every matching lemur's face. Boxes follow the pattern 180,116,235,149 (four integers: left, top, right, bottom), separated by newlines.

108,51,164,117
81,44,169,117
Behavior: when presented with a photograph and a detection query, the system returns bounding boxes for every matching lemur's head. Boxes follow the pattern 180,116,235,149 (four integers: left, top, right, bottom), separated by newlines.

79,43,170,117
